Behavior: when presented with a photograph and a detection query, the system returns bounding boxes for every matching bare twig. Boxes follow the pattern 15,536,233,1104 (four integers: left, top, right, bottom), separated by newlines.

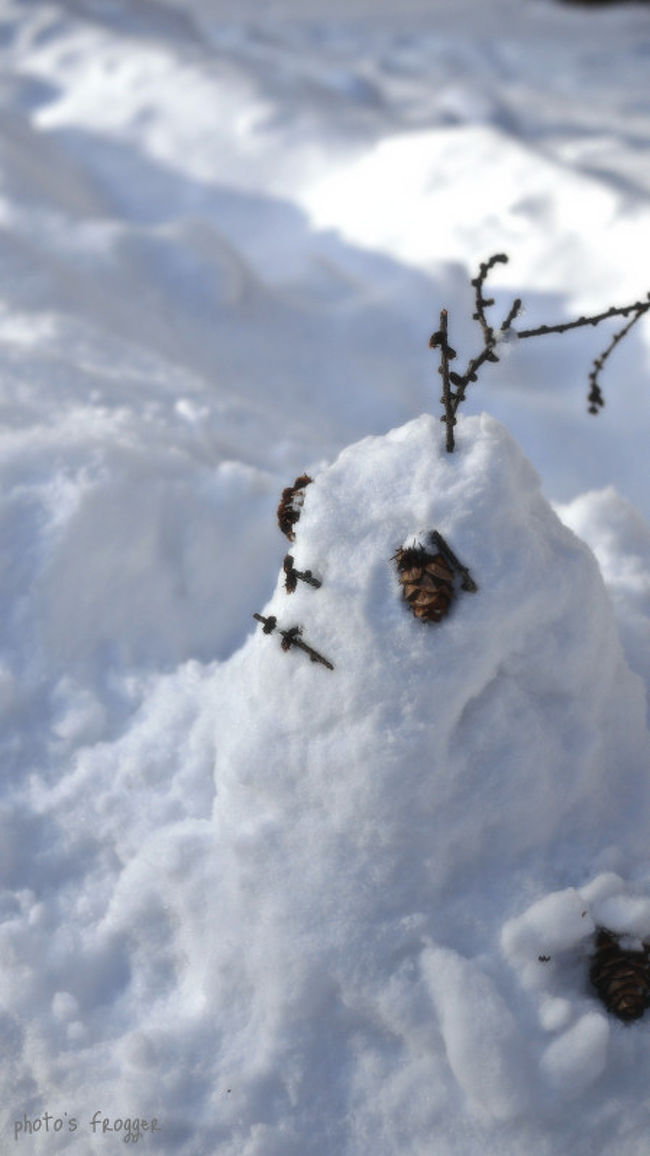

430,309,456,452
472,253,508,344
283,554,322,593
516,293,650,413
501,296,523,334
430,254,522,451
253,613,334,670
430,531,478,592
516,297,650,340
430,255,650,439
255,613,278,634
587,306,648,413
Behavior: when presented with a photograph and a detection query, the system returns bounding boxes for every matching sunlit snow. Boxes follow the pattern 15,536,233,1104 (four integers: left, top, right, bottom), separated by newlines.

1,0,650,1152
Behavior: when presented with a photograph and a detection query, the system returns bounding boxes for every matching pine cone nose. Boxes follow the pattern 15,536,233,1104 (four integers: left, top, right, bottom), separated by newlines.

394,545,455,624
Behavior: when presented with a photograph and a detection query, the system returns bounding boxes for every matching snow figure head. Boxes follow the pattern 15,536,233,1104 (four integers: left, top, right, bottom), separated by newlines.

221,412,648,894
205,412,650,1149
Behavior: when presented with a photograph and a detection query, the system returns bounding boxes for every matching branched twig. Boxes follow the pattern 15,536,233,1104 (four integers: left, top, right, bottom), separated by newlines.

587,306,649,413
253,613,334,670
430,255,650,446
472,253,508,344
517,292,650,414
430,253,522,452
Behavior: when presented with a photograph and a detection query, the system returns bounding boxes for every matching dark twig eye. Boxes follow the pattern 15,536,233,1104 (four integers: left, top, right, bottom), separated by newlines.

253,613,334,670
283,554,322,593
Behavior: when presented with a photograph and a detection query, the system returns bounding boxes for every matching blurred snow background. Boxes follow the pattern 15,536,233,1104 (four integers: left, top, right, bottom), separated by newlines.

1,0,649,1151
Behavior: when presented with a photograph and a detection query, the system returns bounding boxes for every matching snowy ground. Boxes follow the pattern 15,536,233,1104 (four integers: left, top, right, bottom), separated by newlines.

1,0,650,1152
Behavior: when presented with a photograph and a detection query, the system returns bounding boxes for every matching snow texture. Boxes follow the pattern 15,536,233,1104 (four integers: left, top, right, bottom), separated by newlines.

1,0,650,1152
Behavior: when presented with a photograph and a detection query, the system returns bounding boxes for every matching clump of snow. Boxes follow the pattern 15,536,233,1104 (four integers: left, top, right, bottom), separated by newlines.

422,944,533,1122
502,871,650,1101
539,1011,609,1098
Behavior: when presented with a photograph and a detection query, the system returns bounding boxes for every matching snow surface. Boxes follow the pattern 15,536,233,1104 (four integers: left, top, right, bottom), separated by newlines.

1,0,650,1152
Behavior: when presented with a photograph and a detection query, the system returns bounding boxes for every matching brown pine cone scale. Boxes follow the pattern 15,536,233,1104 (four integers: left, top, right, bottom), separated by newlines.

590,928,650,1022
277,474,313,541
393,545,455,623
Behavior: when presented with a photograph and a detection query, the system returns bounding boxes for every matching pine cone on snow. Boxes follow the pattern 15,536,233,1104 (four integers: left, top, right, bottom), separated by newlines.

393,543,455,623
590,928,650,1022
277,474,312,541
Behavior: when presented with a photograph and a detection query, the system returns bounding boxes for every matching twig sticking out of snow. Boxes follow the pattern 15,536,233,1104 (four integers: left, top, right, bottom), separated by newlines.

430,530,478,593
433,309,455,454
283,554,322,593
430,254,522,452
430,254,650,449
253,613,334,670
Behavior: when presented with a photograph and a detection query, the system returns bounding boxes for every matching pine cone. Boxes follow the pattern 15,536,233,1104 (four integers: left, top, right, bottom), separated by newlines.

277,475,312,541
590,928,650,1022
393,544,455,623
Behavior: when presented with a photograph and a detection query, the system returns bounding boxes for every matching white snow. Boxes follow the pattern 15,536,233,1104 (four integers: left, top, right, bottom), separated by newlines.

1,0,650,1152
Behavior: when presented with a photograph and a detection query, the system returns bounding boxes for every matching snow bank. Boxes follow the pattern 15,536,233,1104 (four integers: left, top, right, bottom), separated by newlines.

4,411,650,1154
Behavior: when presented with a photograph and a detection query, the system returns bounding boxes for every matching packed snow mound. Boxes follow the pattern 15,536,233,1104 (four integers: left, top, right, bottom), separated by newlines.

219,412,648,882
5,413,650,1154
204,413,650,1152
